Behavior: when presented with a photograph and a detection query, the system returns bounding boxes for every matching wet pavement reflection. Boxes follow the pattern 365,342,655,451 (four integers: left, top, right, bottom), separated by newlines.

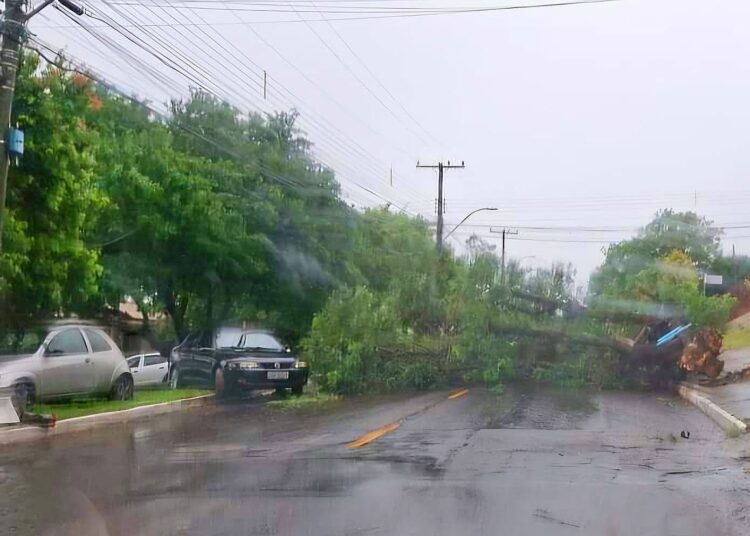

0,387,748,535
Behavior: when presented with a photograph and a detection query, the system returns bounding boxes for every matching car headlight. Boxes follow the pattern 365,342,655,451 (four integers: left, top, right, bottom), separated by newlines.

294,361,308,369
227,361,260,370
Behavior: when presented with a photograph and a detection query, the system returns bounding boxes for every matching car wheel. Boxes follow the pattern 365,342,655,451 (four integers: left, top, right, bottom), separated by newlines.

291,385,304,396
110,374,134,401
214,367,228,399
169,367,182,389
11,382,34,418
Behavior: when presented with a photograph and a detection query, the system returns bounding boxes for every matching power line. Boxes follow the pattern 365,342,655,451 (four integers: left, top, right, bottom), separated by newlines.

101,0,619,17
305,0,445,149
194,6,428,200
452,230,618,243
34,0,621,29
67,3,426,209
29,38,423,215
414,190,750,210
114,0,428,206
30,37,321,197
440,222,750,232
174,0,428,203
38,0,622,218
285,0,438,148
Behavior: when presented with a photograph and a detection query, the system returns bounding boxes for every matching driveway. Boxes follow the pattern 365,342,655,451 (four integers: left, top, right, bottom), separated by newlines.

0,387,748,535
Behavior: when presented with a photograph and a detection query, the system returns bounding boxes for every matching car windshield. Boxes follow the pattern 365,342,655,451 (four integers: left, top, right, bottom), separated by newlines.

236,333,284,351
215,328,243,349
0,329,46,356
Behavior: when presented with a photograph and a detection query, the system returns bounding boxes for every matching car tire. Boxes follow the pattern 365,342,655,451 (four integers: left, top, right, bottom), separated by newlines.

291,385,304,396
169,367,182,390
214,367,229,399
110,374,134,401
11,382,34,418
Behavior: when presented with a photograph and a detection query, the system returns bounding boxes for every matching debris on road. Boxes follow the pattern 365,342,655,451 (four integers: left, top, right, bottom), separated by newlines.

620,322,726,386
20,412,56,428
680,329,724,378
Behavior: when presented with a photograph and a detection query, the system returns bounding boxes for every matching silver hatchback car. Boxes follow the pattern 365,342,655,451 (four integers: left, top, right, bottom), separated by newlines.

0,324,133,417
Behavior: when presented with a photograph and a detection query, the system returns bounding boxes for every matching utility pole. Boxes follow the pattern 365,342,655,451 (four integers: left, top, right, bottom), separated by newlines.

490,227,518,284
0,0,83,250
0,0,26,251
416,160,464,253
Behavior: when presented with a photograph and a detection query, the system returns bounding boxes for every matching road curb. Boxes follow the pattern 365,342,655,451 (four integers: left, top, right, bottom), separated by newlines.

0,394,215,446
678,383,747,436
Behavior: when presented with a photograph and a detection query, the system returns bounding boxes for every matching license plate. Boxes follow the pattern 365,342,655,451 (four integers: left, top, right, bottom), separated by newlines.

267,371,289,380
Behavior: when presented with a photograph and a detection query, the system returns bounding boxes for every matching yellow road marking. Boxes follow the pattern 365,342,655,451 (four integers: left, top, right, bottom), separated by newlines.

448,388,469,400
347,422,401,449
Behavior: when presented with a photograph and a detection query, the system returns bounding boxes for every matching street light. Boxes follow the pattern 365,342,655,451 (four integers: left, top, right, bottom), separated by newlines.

443,207,498,241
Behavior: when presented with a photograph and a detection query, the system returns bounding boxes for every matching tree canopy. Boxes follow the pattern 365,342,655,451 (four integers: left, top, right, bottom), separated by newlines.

0,53,356,341
0,52,742,394
589,210,735,329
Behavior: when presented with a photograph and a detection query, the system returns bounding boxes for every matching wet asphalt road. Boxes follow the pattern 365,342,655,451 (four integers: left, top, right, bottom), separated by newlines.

1,387,749,536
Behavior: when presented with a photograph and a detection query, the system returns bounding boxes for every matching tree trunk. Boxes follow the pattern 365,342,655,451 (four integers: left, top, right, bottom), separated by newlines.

163,288,189,341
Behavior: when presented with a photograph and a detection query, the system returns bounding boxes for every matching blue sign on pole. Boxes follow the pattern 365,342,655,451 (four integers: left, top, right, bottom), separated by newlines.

7,127,24,157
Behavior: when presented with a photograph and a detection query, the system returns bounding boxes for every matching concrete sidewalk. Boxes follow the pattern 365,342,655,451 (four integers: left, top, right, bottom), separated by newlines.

0,394,214,446
691,382,750,426
679,347,750,434
718,347,750,377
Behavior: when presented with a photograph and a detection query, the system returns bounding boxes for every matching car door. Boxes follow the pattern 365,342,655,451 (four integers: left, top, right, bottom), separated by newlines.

174,333,200,383
126,355,144,386
193,330,217,384
39,328,94,397
141,353,169,385
82,328,120,393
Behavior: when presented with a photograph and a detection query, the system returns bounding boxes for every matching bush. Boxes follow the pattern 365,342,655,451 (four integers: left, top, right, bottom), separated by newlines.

303,286,447,394
531,345,621,389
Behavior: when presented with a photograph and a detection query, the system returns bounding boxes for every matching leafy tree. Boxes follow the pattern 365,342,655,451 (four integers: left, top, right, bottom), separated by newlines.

87,89,354,341
627,251,735,329
590,210,721,299
0,54,107,326
525,263,576,305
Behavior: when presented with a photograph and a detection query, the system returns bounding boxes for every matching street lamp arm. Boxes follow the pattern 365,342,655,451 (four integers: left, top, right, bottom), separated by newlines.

443,207,498,241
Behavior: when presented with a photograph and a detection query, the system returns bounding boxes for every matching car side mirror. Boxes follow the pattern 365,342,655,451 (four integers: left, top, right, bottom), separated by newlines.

285,347,291,353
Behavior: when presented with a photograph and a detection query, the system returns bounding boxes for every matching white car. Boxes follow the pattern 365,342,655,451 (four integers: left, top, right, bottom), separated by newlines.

127,352,170,387
0,324,133,417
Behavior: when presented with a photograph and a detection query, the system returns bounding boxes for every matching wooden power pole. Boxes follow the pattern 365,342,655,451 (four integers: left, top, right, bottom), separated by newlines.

0,0,83,250
0,0,26,251
490,227,518,284
416,160,465,253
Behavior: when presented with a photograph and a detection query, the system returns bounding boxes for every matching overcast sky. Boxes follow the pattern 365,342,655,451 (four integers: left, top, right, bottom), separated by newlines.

29,0,750,287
